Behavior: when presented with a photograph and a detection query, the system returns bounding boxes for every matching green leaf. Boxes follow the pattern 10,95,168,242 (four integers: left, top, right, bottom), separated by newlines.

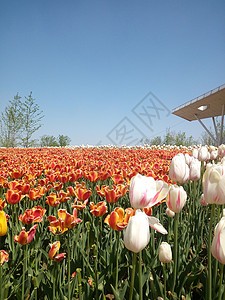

110,284,122,300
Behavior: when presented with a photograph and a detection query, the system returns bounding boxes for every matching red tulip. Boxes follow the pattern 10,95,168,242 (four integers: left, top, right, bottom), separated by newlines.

48,241,66,262
0,250,9,265
19,206,46,225
14,224,38,245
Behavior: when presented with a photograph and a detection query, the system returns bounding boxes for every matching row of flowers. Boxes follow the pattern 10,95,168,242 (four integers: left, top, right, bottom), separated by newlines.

0,144,225,299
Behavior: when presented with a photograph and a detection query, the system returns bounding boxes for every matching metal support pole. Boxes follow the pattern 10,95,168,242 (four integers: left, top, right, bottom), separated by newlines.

212,117,219,144
219,104,224,146
194,114,218,145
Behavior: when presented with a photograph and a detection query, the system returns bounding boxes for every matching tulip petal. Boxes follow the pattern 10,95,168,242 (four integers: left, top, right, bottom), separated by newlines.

148,181,169,208
147,216,168,234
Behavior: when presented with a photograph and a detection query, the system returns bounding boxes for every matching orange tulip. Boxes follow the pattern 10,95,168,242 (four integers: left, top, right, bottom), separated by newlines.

112,174,124,184
58,190,70,203
75,186,92,201
14,224,38,245
0,176,8,188
90,201,108,217
45,193,60,207
52,182,63,191
29,186,46,201
96,185,107,197
8,181,20,190
5,189,25,205
0,199,6,210
72,198,88,210
116,184,128,197
0,250,9,265
9,169,25,179
69,169,83,182
97,184,127,204
104,186,121,204
104,207,135,231
47,208,82,234
47,218,68,235
19,206,46,225
58,173,70,184
84,171,99,182
48,241,66,262
58,208,82,229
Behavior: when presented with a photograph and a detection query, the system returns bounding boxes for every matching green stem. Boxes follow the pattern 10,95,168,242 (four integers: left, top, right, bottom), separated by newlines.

129,252,137,300
139,251,143,300
219,263,224,300
171,212,179,294
76,268,82,300
22,244,28,300
32,277,38,300
53,263,56,300
214,259,219,296
0,264,3,300
67,232,71,300
12,205,17,262
86,221,90,264
163,263,167,300
207,204,215,300
115,231,120,291
94,244,98,300
223,282,225,300
200,209,206,251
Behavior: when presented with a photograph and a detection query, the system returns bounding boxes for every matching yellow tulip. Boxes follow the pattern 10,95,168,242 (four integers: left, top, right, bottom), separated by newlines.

0,211,7,236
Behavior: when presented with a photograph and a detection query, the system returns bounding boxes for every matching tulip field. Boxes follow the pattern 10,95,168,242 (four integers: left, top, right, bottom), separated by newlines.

1,145,225,300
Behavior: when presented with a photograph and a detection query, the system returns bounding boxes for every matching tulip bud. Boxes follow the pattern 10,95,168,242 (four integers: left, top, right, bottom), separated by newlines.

209,145,216,153
218,144,225,157
202,164,225,204
169,153,189,184
211,217,225,264
159,242,172,263
198,146,209,161
189,158,201,181
210,150,218,160
165,207,175,218
200,194,208,206
166,185,187,213
192,148,199,159
184,153,191,166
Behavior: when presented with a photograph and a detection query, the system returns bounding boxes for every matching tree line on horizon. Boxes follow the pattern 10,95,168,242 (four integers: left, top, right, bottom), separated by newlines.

1,92,221,148
0,92,71,148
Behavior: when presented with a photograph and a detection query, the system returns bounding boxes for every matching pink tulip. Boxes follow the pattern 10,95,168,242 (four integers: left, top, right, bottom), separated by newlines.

192,148,199,159
189,158,201,181
166,185,187,213
198,146,209,161
210,150,218,160
218,144,225,157
129,174,169,209
200,194,208,206
123,210,167,253
211,216,225,264
202,164,225,204
169,153,189,184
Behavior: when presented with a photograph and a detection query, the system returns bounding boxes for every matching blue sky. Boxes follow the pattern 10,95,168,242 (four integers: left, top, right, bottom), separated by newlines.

1,0,225,146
